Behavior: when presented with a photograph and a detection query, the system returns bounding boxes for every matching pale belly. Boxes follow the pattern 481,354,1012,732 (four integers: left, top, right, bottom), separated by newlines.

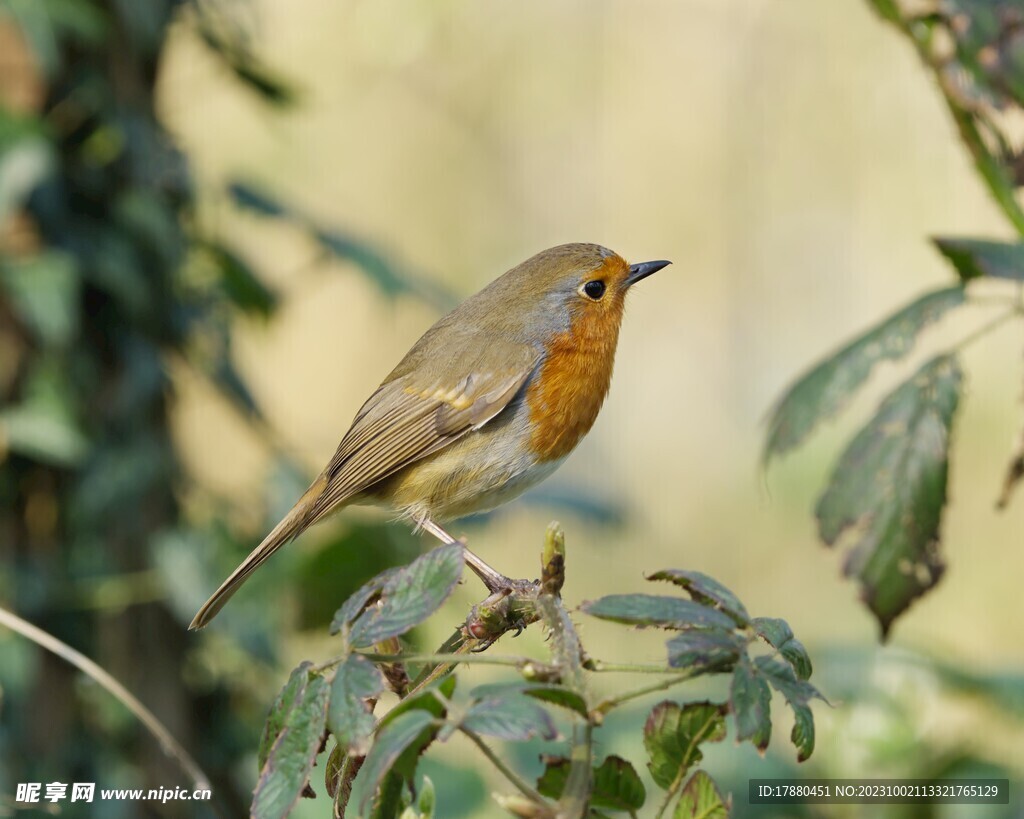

361,405,567,523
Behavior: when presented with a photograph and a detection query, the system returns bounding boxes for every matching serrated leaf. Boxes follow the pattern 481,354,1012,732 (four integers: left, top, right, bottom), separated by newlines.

470,681,588,718
751,618,812,680
816,354,962,636
790,704,815,763
731,660,771,751
359,710,435,813
461,694,557,742
349,545,463,648
329,567,402,635
328,653,385,755
647,570,749,625
253,666,330,819
258,663,310,771
665,629,742,674
764,287,965,460
751,617,793,649
643,701,727,791
934,237,1024,281
753,657,823,762
780,639,812,681
673,770,727,819
581,595,735,631
537,755,646,812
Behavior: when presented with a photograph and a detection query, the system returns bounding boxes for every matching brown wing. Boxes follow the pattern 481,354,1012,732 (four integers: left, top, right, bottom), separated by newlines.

305,345,541,524
189,336,540,629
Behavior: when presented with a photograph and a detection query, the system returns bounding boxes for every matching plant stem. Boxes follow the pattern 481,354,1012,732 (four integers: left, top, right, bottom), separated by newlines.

951,308,1021,352
360,652,529,668
560,722,594,818
594,670,700,716
586,660,687,674
461,727,550,807
0,605,212,792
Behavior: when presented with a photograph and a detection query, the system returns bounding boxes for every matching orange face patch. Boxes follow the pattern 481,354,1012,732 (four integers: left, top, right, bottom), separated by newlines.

525,254,629,462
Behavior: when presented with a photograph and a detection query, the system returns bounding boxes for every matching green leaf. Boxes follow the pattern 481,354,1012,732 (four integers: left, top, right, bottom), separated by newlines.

753,657,823,762
731,660,771,752
253,665,330,819
934,237,1024,281
647,570,749,624
665,629,742,674
865,0,902,24
349,544,463,648
673,770,727,819
384,675,456,726
643,701,727,791
329,566,402,635
226,180,454,308
816,354,962,636
0,108,53,222
581,595,736,631
470,681,588,718
359,710,435,813
400,775,436,819
461,694,557,742
328,653,385,755
780,639,812,681
202,240,278,317
0,360,88,466
228,181,289,218
763,287,965,460
258,664,310,771
537,755,646,812
0,251,80,345
751,618,812,680
750,617,793,649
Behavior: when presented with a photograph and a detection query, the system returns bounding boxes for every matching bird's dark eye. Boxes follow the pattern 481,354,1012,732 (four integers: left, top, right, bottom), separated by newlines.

582,280,606,300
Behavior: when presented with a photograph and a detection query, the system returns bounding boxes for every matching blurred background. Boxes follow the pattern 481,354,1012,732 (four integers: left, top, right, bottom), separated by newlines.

1,0,1022,816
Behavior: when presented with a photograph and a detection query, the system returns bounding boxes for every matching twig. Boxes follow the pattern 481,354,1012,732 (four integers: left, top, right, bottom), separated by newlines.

460,727,550,807
0,605,212,792
950,308,1021,352
594,670,701,716
360,652,531,668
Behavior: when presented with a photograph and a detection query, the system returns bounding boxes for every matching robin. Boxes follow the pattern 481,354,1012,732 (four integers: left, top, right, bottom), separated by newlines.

190,243,669,629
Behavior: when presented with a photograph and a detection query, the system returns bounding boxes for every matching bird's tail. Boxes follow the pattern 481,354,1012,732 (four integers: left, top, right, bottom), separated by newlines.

189,475,329,630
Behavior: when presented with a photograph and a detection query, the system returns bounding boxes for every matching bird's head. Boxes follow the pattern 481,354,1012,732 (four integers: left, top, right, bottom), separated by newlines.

464,243,671,343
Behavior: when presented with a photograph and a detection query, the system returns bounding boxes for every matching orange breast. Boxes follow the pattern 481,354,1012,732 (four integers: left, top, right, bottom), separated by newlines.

526,304,623,462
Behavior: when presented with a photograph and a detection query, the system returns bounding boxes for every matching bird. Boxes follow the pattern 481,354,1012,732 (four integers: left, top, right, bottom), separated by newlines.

190,243,669,629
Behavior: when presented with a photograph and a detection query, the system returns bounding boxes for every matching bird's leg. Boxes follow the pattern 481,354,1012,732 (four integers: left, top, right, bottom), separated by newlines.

417,517,513,594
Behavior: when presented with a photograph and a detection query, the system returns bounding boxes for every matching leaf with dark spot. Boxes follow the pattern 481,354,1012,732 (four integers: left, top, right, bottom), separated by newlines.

327,654,385,756
816,354,962,636
665,629,742,674
646,570,749,625
731,660,771,752
349,544,463,648
253,664,330,819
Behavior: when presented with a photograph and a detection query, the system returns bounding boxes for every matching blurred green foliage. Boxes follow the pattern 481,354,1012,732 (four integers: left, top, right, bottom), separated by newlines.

766,0,1024,637
0,1,431,815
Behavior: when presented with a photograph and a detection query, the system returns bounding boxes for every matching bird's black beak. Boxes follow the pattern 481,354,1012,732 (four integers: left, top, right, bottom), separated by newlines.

626,259,671,286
